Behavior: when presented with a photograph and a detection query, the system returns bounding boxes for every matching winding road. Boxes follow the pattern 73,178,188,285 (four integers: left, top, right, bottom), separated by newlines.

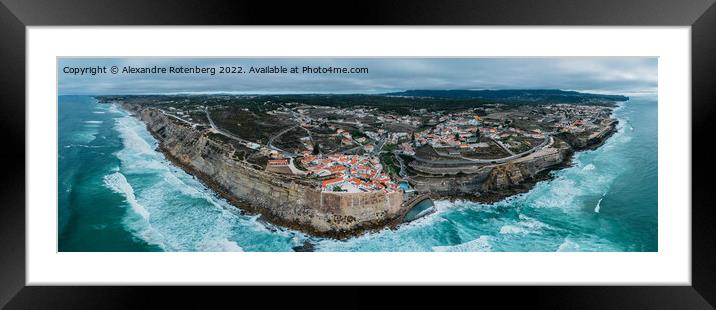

266,125,299,157
202,108,265,150
409,135,553,165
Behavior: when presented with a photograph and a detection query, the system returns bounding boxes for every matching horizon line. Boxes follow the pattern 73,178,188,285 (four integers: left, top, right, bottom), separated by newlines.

57,88,649,97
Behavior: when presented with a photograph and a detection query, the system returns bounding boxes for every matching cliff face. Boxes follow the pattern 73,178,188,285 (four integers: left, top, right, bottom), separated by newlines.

126,105,403,238
410,168,491,196
556,120,618,150
480,148,567,192
410,146,567,199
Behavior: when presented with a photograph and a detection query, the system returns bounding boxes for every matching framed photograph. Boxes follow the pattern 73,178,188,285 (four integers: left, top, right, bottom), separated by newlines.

2,0,715,308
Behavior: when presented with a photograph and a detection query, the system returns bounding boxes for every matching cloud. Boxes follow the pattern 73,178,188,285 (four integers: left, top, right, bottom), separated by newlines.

58,57,657,96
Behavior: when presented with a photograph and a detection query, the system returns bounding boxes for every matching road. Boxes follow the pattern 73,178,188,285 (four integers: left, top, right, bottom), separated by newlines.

202,108,264,151
492,138,516,156
202,108,306,173
410,135,553,165
372,138,386,156
327,120,363,127
204,108,217,128
160,110,199,127
393,150,408,178
266,125,299,158
203,106,551,166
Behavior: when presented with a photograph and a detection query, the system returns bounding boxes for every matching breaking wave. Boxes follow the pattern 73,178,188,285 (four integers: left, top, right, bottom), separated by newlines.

499,214,551,235
71,130,98,144
89,97,652,252
108,111,303,251
103,171,150,220
556,238,580,252
198,238,244,252
432,236,492,252
595,193,606,213
582,163,596,171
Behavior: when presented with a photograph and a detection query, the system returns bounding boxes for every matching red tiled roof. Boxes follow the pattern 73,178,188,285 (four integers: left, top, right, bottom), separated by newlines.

321,178,343,187
330,165,345,173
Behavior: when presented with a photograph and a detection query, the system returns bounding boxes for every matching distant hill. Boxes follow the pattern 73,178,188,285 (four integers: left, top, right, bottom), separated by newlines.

384,89,629,104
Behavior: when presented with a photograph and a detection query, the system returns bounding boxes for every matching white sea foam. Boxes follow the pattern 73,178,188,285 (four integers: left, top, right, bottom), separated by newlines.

524,121,628,211
612,101,626,113
108,112,273,251
84,120,103,124
103,172,150,220
595,197,603,213
319,230,438,252
529,178,581,209
107,104,120,114
432,236,492,252
556,235,624,252
103,98,642,252
556,238,581,252
328,99,640,251
499,214,551,235
582,163,596,171
64,144,103,149
499,225,528,234
518,214,550,229
72,130,98,144
115,117,155,157
198,238,244,252
314,213,449,251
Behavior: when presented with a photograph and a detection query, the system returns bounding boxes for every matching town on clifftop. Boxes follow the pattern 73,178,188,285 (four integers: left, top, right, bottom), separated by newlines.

96,90,626,238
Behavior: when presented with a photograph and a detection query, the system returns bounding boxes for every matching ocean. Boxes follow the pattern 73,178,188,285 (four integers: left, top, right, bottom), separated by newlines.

58,95,657,252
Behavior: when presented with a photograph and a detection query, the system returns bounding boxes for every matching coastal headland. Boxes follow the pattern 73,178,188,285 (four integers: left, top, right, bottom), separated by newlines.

101,90,625,238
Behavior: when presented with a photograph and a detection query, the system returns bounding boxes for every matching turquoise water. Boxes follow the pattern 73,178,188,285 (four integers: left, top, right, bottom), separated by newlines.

399,182,410,190
58,95,657,252
403,199,436,222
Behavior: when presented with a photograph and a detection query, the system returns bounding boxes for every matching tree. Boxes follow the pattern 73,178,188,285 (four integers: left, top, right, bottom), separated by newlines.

454,133,460,140
333,186,343,192
312,143,321,155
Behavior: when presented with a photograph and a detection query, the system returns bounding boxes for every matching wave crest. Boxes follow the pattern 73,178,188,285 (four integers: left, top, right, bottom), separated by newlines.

103,172,150,220
432,236,492,252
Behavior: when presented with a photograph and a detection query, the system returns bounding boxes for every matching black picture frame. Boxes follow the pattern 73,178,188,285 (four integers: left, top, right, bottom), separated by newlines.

1,0,715,308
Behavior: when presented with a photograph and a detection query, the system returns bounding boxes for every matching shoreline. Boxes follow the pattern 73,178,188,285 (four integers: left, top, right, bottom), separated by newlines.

434,149,577,205
463,117,620,205
116,101,620,240
126,107,414,240
146,122,403,240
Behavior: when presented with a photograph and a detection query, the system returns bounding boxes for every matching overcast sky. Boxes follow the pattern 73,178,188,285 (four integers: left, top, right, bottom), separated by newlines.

58,58,657,97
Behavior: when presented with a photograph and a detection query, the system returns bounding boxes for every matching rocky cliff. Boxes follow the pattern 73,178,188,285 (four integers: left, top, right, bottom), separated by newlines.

480,147,569,192
122,104,404,239
410,144,569,202
556,120,619,150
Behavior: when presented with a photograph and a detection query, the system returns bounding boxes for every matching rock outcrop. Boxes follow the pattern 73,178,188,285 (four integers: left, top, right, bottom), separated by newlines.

409,144,569,201
556,120,618,150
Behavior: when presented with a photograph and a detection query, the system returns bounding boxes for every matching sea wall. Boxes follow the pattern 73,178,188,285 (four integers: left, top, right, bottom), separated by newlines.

123,104,403,238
